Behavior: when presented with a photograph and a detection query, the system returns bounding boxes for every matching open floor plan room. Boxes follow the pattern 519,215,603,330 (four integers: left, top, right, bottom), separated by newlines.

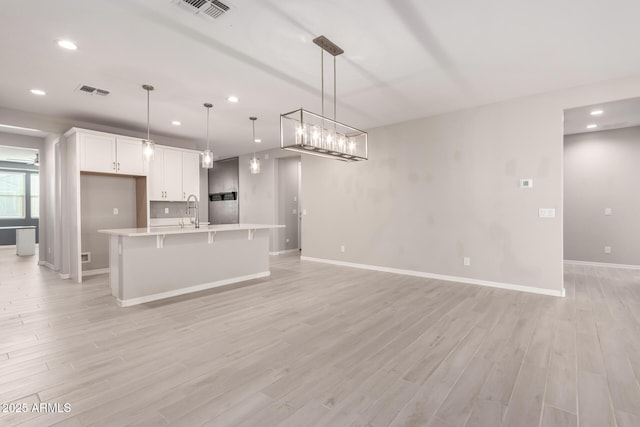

2,248,640,426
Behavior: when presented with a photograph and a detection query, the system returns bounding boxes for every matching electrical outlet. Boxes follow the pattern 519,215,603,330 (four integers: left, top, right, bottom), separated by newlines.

604,246,612,254
113,208,118,215
165,208,169,214
538,208,556,218
340,245,345,253
286,238,290,243
604,208,612,216
519,179,533,188
463,257,471,266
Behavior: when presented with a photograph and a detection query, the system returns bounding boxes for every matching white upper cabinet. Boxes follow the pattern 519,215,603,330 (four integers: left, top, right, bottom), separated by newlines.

115,136,145,176
181,151,200,201
78,130,145,176
79,133,117,174
147,147,200,202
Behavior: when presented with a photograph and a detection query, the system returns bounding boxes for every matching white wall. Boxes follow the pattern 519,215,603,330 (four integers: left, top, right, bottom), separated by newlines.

564,126,640,265
301,73,640,295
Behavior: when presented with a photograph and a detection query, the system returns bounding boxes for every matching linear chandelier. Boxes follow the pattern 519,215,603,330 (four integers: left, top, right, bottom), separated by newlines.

280,36,368,162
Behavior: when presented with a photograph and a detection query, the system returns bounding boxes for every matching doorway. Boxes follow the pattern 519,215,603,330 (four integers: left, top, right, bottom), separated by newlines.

275,156,302,254
563,96,640,268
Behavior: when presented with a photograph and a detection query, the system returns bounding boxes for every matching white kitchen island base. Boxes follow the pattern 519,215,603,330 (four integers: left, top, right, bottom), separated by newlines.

100,224,283,307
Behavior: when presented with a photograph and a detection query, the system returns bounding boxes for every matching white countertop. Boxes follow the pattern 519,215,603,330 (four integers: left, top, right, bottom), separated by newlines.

98,223,284,237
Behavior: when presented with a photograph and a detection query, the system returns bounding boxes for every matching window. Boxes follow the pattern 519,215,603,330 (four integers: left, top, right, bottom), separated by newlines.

30,173,39,218
0,172,26,218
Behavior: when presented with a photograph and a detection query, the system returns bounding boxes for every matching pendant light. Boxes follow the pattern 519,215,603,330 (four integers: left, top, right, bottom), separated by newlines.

201,103,214,169
142,84,155,160
249,117,260,174
280,35,367,162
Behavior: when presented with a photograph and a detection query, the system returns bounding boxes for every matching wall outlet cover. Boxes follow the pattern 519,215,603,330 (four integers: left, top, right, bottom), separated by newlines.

604,246,612,254
113,208,118,215
463,257,471,266
165,208,169,214
538,208,556,218
340,245,345,253
604,208,612,216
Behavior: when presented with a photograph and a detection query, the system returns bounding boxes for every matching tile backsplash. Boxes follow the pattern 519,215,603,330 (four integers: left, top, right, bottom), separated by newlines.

150,201,189,219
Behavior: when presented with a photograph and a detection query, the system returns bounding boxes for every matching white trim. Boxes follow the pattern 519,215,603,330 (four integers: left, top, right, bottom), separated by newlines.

301,256,565,298
564,260,640,270
82,268,110,277
59,273,70,279
269,249,300,256
116,271,271,307
38,260,56,270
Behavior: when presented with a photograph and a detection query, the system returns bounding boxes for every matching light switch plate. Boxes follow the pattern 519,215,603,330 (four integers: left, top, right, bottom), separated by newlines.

165,208,169,214
604,208,612,216
604,246,612,254
113,208,118,215
463,257,471,266
538,208,556,218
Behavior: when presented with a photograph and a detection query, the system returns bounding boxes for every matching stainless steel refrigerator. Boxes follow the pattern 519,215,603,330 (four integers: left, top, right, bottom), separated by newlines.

208,157,239,224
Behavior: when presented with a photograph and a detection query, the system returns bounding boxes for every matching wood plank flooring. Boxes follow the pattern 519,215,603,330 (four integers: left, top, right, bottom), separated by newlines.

1,247,640,426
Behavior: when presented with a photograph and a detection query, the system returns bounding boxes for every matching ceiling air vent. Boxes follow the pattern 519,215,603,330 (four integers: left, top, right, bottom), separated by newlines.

176,0,230,19
77,84,111,97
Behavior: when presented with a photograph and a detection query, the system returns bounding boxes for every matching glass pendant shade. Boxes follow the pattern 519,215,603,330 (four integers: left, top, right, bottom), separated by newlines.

250,156,260,174
202,103,214,169
142,139,155,160
142,84,155,160
201,149,213,168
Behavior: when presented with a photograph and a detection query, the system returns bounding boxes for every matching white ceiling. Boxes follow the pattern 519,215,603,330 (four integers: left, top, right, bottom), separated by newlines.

1,0,640,158
564,97,640,135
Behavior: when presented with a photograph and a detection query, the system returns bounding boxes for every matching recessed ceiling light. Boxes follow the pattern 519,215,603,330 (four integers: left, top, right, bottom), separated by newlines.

171,121,181,126
590,110,604,116
254,138,262,143
227,96,239,103
57,40,77,50
586,124,598,129
30,89,46,96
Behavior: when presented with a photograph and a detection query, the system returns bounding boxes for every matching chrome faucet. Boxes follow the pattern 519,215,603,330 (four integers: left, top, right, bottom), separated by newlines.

186,194,200,228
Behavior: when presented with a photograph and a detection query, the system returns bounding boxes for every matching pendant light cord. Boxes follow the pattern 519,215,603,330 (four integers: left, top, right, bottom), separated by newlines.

206,106,210,151
252,119,256,157
146,88,150,141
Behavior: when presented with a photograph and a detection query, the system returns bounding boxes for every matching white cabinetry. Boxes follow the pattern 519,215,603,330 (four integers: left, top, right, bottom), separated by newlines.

148,146,200,201
78,131,145,176
181,151,200,200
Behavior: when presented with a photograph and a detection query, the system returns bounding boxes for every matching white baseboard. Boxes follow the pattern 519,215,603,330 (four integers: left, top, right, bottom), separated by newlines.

38,260,56,270
269,249,300,256
83,268,110,277
59,273,70,279
564,260,640,270
116,271,271,307
301,256,565,298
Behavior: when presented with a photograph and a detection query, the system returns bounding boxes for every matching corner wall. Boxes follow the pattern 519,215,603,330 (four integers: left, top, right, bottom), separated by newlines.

301,74,640,295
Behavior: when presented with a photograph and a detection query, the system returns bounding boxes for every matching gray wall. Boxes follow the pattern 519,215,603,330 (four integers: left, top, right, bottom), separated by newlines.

239,148,300,253
564,126,640,265
300,74,640,294
276,157,300,252
80,174,137,271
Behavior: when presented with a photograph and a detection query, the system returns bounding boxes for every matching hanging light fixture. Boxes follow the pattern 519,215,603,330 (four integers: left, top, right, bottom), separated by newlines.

141,84,155,160
249,117,260,174
280,35,367,162
202,103,214,169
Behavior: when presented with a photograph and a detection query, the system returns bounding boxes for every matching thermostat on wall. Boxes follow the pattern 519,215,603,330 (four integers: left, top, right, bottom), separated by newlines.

519,179,533,188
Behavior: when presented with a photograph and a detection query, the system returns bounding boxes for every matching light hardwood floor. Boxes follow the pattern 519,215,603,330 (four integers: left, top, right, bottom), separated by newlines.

1,247,640,426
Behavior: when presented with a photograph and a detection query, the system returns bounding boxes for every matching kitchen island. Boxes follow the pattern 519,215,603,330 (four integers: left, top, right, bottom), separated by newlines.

99,224,284,307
